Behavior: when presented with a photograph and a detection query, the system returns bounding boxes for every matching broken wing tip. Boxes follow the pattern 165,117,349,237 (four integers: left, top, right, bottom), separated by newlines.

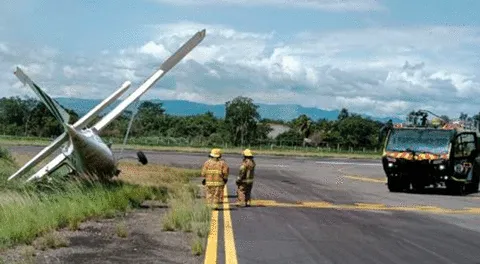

13,65,22,74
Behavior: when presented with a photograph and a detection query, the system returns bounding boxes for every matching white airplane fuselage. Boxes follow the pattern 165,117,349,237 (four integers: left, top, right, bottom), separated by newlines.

65,125,117,179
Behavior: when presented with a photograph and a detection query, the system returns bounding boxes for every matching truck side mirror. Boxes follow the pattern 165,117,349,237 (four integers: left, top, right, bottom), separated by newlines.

378,126,388,143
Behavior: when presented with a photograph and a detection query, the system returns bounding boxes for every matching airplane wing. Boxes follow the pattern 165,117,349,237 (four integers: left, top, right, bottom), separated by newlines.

25,152,69,182
92,29,206,131
73,81,132,129
8,68,72,181
15,67,71,125
8,133,68,181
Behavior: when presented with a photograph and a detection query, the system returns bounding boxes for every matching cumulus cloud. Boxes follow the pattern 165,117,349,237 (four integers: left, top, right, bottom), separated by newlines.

1,21,480,119
150,0,384,12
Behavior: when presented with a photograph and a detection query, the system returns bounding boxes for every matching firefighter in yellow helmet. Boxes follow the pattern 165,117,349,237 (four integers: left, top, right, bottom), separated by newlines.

236,149,256,207
201,148,229,209
431,117,443,128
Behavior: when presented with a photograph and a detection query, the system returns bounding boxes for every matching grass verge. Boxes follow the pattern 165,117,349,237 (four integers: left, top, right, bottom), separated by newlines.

0,177,163,249
0,137,381,159
0,147,210,256
120,162,211,255
161,184,211,256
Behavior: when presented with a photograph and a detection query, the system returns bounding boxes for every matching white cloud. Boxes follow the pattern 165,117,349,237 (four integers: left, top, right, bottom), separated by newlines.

0,42,9,54
2,21,480,119
151,0,384,11
138,41,169,58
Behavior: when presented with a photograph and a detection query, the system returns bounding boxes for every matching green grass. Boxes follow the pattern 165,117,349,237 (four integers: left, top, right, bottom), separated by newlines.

0,178,163,248
0,147,210,256
161,184,211,256
0,136,382,159
0,137,49,147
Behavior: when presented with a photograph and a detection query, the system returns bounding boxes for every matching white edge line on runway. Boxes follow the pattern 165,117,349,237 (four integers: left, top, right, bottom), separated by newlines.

261,164,290,168
315,161,382,166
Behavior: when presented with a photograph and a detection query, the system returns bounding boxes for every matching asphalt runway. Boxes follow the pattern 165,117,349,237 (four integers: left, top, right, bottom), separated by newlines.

6,145,480,264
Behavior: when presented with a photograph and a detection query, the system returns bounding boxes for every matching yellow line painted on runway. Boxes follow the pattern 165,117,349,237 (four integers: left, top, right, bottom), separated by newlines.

223,186,238,264
344,175,387,183
203,209,218,264
355,203,387,207
245,199,480,215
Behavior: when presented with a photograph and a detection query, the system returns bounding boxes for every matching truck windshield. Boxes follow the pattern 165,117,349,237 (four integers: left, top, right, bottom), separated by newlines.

385,129,454,154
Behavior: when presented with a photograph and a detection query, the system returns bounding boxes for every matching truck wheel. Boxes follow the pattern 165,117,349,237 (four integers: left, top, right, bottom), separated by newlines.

468,174,479,193
470,182,480,193
387,176,406,192
412,182,425,193
447,181,466,196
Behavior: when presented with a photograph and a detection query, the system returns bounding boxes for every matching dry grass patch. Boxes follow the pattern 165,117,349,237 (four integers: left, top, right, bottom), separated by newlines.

32,231,69,251
119,161,199,185
115,221,128,238
118,162,211,255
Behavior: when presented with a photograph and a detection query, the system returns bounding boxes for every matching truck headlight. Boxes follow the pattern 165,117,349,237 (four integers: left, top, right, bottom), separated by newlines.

388,162,394,168
439,164,445,170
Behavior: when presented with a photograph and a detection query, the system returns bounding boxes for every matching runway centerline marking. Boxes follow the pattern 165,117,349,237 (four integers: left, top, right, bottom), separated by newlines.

344,175,387,183
203,208,218,264
242,199,480,215
223,186,238,264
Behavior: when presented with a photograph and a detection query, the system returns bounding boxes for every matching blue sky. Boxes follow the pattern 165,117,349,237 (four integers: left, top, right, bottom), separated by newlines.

1,0,479,118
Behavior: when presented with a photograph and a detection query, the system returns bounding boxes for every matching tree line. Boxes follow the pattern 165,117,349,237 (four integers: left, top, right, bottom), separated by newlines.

1,95,473,149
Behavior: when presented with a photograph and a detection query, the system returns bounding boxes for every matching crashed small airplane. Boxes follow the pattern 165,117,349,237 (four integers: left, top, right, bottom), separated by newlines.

7,29,206,183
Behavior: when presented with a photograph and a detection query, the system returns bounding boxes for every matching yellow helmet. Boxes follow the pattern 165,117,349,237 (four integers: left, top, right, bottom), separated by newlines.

431,118,442,126
209,148,222,158
242,149,253,157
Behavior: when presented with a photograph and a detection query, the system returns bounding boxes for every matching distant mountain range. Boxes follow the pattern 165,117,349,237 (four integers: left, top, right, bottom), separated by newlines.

53,97,404,123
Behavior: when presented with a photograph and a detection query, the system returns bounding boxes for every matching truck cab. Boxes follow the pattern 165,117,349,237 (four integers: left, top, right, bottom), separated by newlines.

381,126,480,195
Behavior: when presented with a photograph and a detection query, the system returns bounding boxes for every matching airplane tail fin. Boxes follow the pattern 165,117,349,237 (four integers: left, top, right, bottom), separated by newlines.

14,67,71,126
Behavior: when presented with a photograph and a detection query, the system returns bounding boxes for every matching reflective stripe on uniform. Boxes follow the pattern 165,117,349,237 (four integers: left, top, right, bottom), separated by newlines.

203,157,227,186
239,161,254,184
205,169,223,183
206,181,225,186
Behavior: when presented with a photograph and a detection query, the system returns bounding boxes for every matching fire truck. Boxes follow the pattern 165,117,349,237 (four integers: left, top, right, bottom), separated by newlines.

380,112,480,195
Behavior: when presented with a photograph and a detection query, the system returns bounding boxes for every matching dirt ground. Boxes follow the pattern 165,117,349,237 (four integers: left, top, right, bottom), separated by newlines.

0,201,204,264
